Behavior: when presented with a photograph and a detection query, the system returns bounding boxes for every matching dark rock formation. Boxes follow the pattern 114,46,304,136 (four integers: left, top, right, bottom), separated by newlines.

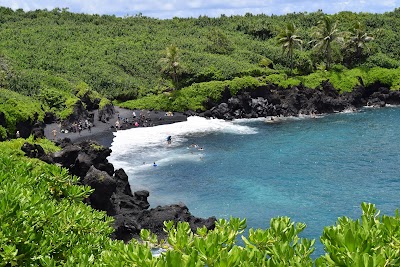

31,122,45,140
61,100,90,129
80,92,101,111
98,103,115,122
23,139,216,243
137,204,216,241
52,139,114,178
200,82,400,119
44,112,57,124
83,166,117,215
14,113,40,139
0,112,5,127
21,142,53,164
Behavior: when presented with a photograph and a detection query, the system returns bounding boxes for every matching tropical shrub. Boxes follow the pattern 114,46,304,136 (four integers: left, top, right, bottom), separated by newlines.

364,67,400,89
0,139,115,266
365,53,400,69
0,126,6,140
58,96,80,119
0,88,45,137
121,76,261,111
75,81,101,100
99,97,112,109
315,203,400,266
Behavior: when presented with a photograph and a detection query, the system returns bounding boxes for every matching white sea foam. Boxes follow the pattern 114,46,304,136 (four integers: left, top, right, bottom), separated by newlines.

108,116,258,173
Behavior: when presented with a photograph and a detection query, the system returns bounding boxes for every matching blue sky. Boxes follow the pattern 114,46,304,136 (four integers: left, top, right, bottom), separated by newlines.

0,0,399,19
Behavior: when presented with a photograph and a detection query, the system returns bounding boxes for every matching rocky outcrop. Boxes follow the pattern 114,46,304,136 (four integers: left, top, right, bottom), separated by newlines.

22,139,216,242
83,166,117,215
136,204,216,241
80,92,101,111
21,142,53,163
52,139,114,178
200,81,400,119
61,100,90,130
98,103,115,122
31,122,45,140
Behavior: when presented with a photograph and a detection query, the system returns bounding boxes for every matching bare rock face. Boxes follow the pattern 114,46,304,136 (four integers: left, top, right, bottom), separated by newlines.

98,103,115,122
61,100,90,129
201,82,400,119
23,139,216,243
83,166,117,216
52,139,114,178
137,204,216,241
21,142,53,164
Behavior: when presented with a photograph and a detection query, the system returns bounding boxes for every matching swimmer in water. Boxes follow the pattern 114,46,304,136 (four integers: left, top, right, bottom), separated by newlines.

153,162,157,167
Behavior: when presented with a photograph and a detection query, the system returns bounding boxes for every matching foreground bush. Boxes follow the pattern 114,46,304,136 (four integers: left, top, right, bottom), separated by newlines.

0,139,116,266
1,139,400,266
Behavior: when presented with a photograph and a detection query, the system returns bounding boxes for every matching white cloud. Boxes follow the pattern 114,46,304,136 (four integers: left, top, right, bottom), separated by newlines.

0,0,399,18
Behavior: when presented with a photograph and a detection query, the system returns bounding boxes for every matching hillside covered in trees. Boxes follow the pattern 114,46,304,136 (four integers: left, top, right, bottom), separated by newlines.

1,6,400,137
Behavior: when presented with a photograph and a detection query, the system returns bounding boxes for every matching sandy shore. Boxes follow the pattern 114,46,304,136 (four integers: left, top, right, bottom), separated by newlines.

44,107,187,147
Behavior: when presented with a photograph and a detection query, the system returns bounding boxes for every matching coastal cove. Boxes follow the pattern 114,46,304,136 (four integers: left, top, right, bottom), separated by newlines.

108,106,400,255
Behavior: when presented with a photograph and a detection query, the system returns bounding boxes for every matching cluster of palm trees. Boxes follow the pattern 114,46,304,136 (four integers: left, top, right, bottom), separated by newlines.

277,15,374,74
160,15,374,89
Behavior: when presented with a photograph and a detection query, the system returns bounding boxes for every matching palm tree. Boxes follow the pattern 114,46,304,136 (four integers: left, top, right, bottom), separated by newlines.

159,44,182,89
310,15,343,70
277,22,302,75
347,21,374,63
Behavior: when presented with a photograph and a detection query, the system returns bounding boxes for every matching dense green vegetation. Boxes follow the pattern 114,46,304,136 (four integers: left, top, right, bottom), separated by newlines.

2,138,400,265
1,7,400,134
0,88,44,138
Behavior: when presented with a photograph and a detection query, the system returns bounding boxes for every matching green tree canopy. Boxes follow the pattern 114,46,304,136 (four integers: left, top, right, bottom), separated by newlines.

310,15,344,69
347,21,374,63
159,44,183,89
277,22,302,74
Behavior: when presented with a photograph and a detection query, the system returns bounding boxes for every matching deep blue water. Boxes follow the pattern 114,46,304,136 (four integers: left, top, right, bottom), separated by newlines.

109,107,400,256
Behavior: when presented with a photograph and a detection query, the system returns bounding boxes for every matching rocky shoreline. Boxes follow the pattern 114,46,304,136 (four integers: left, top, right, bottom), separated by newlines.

22,80,400,243
21,138,216,242
198,81,400,120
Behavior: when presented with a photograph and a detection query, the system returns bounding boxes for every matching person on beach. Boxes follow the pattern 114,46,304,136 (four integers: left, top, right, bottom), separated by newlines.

132,111,136,118
167,135,172,144
88,123,92,133
115,120,120,130
52,128,57,140
153,162,157,167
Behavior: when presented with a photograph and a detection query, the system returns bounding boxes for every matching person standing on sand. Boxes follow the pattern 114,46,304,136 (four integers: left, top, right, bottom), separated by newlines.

52,128,57,140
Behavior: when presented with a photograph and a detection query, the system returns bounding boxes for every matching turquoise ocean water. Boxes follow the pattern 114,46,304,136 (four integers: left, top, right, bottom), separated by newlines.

109,107,400,256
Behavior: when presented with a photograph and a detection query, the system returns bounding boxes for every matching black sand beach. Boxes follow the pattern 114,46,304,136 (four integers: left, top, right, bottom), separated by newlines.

44,107,187,147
